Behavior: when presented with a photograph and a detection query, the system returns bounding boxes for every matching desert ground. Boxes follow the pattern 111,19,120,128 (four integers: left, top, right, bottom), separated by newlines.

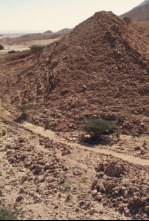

0,10,148,221
0,34,22,39
0,98,149,220
0,34,60,54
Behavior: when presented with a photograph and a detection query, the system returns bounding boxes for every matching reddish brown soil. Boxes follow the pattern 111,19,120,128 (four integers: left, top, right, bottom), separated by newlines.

0,104,149,220
1,12,149,135
0,12,149,219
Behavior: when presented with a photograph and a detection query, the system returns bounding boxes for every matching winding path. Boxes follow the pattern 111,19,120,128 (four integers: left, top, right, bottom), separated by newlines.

0,101,149,168
21,122,149,167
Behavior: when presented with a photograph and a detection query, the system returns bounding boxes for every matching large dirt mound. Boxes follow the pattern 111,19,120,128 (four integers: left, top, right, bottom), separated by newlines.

1,11,149,134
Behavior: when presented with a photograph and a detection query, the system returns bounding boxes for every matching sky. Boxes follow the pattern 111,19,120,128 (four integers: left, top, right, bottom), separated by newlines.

0,0,143,33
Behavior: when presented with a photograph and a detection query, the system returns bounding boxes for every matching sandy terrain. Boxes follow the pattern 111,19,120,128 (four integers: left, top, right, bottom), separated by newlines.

0,30,71,54
0,11,148,220
0,34,22,39
0,37,60,54
0,101,149,220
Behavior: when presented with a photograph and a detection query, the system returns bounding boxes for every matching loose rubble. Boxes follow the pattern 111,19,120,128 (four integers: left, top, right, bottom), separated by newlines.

92,160,149,220
0,10,148,221
1,12,149,136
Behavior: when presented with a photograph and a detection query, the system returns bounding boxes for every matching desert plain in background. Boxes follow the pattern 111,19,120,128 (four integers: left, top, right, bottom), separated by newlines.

0,0,149,220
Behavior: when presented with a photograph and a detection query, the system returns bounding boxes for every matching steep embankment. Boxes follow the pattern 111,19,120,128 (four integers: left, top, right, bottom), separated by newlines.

1,11,149,134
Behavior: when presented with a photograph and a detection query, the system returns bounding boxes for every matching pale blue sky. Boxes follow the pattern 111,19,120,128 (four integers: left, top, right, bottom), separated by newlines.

0,0,143,33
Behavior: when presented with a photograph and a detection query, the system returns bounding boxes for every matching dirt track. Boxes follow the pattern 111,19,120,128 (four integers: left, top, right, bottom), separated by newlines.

0,11,149,220
1,101,149,168
0,100,149,220
21,121,149,168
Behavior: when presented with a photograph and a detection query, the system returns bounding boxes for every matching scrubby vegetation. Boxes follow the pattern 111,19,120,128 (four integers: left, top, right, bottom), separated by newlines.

30,45,45,62
19,105,33,113
123,17,132,25
8,50,17,54
16,105,33,122
0,45,4,50
83,118,115,137
0,208,19,220
1,130,6,136
30,45,45,53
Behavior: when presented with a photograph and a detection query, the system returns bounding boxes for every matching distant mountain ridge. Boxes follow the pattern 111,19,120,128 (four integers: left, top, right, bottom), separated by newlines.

44,30,53,35
122,0,149,21
137,0,149,7
55,28,73,35
0,29,72,46
44,28,72,35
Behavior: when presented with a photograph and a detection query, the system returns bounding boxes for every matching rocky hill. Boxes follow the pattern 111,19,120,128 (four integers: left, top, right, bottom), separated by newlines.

122,0,149,21
44,30,53,35
1,11,149,135
0,11,149,220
